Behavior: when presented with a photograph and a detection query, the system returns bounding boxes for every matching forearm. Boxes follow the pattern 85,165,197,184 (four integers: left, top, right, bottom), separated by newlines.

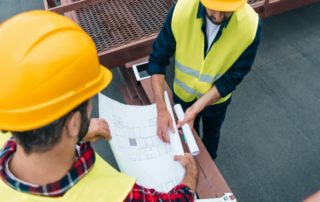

190,85,221,114
151,74,167,111
181,172,198,193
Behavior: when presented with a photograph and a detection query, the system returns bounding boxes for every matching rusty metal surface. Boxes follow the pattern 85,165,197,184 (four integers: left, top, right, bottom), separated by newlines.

75,0,168,52
248,0,264,3
44,0,320,68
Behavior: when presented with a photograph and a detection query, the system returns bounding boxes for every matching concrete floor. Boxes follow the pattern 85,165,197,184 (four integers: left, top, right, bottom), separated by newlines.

0,0,44,22
1,1,320,202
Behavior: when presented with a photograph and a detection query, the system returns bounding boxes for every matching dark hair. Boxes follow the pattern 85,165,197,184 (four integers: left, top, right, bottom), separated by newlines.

11,101,89,154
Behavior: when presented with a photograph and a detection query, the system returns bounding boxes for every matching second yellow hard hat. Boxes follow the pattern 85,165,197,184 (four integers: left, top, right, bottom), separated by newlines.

200,0,247,11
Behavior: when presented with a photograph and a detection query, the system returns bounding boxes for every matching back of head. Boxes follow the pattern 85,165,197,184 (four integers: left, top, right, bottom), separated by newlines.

0,10,112,132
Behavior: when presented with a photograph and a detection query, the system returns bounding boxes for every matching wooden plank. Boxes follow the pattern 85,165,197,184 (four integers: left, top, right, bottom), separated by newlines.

121,87,142,105
180,138,216,198
125,57,149,69
193,132,232,196
263,0,320,17
98,35,156,68
119,68,139,100
48,0,106,14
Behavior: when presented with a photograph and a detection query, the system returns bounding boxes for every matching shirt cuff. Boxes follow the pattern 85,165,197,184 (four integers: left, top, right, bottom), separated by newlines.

171,184,192,191
147,62,166,75
214,76,235,98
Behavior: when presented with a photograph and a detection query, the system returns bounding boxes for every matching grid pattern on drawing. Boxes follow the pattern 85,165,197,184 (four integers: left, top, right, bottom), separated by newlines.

112,116,171,161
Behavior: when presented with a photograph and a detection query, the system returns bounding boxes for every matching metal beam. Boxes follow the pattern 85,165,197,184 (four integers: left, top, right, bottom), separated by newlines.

48,0,106,14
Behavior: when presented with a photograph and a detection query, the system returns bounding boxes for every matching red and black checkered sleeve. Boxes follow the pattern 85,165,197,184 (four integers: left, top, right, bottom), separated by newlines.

124,183,194,202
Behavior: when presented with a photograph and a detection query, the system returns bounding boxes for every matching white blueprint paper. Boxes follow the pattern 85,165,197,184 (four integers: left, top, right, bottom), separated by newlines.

98,93,185,192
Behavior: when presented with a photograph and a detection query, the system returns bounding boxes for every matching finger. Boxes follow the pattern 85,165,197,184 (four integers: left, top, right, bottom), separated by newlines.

157,128,165,141
177,119,187,129
174,155,182,161
105,130,112,141
163,132,170,143
184,153,193,158
100,125,109,133
174,155,187,167
93,118,106,125
176,120,183,129
184,153,196,165
189,120,194,128
98,119,108,128
91,137,98,142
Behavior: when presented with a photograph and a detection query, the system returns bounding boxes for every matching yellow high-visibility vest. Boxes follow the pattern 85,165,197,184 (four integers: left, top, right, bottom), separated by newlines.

0,132,135,202
172,0,259,104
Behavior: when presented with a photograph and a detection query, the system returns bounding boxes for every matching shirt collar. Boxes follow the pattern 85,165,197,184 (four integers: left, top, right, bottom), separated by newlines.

0,139,95,197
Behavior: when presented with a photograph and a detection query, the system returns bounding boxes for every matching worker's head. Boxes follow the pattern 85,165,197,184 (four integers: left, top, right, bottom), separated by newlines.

200,0,246,24
0,11,112,154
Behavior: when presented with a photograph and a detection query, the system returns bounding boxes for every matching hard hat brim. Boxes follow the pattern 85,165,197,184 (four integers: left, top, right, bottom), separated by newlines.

200,0,246,12
0,65,112,132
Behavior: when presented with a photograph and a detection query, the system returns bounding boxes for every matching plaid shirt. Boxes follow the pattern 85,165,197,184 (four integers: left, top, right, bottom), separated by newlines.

124,183,194,202
0,138,95,197
0,139,194,201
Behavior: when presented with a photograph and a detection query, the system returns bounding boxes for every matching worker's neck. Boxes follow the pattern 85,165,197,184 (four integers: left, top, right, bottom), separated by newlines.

9,134,77,185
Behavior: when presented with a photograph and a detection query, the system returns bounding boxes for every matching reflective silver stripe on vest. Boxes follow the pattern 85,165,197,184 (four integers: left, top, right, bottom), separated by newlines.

175,60,199,77
199,74,213,83
175,60,221,84
174,78,197,95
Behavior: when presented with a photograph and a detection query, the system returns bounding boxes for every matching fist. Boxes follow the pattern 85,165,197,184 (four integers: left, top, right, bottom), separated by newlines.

84,118,111,142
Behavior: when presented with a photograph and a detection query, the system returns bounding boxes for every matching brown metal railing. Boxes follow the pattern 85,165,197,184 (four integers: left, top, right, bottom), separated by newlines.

43,0,320,68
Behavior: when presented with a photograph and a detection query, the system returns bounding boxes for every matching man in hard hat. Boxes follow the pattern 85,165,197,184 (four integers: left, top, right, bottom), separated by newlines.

149,0,261,160
0,11,198,201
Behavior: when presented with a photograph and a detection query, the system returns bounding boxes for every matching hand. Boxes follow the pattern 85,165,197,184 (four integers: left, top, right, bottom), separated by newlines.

174,153,198,192
176,106,198,129
84,118,111,142
304,191,320,202
157,109,175,143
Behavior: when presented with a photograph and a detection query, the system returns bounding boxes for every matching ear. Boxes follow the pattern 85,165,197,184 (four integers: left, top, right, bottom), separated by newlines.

65,112,81,138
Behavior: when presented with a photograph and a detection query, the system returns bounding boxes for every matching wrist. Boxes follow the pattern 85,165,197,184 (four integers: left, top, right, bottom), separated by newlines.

156,101,167,111
190,102,203,115
181,174,197,192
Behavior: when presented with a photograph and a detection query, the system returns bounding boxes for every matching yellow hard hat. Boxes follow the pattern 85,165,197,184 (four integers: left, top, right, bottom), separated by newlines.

0,10,112,131
200,0,246,11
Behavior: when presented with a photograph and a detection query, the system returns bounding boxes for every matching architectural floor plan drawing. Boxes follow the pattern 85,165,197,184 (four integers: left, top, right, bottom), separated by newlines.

98,93,185,192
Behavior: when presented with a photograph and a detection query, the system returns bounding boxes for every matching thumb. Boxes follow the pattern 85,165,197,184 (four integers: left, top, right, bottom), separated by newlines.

174,155,187,167
177,118,186,129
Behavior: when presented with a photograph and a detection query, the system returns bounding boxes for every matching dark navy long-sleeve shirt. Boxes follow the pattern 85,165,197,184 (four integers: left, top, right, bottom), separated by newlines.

148,3,262,97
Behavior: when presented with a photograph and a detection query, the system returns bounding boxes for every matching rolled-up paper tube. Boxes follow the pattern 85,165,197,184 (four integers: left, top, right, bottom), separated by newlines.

164,91,184,156
174,104,200,156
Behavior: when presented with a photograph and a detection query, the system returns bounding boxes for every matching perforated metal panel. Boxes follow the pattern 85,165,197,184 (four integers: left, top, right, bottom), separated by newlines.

76,0,168,52
74,0,263,52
